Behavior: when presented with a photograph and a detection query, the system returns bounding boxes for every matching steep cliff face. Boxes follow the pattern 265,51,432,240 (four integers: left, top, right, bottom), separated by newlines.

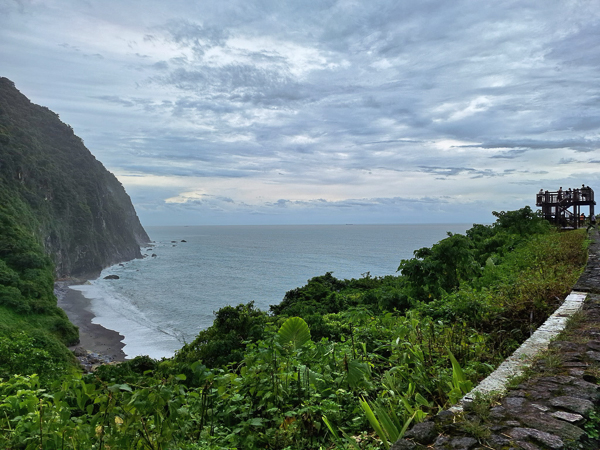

0,77,149,277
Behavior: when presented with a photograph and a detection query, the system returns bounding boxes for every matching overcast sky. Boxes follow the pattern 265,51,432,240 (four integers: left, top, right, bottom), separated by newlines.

2,0,599,226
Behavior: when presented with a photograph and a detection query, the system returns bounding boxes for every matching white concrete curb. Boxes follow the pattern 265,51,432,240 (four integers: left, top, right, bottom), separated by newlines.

450,291,588,412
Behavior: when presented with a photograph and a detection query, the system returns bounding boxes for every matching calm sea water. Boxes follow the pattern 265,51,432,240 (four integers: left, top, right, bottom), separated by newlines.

71,224,471,359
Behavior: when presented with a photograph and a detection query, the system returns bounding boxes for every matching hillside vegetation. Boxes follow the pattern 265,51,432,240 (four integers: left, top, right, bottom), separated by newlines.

0,77,151,388
0,207,588,449
0,77,149,278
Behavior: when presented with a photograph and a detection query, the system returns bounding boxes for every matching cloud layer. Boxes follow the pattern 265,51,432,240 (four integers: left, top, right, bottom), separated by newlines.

2,0,600,225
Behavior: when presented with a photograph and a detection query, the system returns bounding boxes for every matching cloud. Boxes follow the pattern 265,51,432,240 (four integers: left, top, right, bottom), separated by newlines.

490,149,528,159
3,0,600,225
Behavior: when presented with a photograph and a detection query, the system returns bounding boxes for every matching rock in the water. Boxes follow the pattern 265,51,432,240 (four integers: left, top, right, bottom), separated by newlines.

104,275,120,280
151,254,157,258
181,239,187,242
71,346,88,357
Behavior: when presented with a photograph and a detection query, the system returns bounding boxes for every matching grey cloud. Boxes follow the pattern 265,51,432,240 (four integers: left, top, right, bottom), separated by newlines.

160,19,229,57
558,158,578,165
418,166,475,177
152,61,169,70
490,150,528,159
418,166,518,179
546,21,600,69
461,139,600,152
59,43,80,51
5,0,600,225
361,139,423,146
93,95,137,107
255,195,454,214
155,66,310,106
92,96,165,113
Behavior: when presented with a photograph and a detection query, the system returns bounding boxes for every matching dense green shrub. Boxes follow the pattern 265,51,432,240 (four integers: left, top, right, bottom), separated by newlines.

0,331,72,384
176,302,268,367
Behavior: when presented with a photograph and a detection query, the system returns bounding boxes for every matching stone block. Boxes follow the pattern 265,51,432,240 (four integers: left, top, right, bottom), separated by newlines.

519,411,585,441
549,396,594,415
550,410,584,424
449,436,478,449
509,427,563,449
403,421,437,445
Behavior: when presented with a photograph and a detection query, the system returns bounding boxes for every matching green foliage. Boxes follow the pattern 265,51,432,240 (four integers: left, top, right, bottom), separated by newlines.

176,302,268,367
446,351,473,404
0,331,70,384
584,409,600,440
278,316,311,349
0,193,79,380
0,205,589,449
398,232,479,300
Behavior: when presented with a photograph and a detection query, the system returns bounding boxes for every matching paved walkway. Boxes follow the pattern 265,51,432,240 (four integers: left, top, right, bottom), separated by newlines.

392,230,600,450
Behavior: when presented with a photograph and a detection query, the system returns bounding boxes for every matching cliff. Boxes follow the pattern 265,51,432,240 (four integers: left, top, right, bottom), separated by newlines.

0,77,149,277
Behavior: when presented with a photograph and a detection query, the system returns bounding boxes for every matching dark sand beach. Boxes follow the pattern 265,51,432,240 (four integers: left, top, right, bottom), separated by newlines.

56,281,127,362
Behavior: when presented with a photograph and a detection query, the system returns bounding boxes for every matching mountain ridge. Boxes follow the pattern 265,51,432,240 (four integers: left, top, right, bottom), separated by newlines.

0,77,149,277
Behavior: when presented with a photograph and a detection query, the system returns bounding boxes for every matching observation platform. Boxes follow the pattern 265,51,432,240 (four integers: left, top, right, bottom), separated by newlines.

536,186,596,229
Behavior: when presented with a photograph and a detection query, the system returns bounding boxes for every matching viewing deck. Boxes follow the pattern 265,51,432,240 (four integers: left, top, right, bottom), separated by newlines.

536,186,595,229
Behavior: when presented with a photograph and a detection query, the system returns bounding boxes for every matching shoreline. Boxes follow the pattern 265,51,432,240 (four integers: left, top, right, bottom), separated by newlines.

55,280,127,363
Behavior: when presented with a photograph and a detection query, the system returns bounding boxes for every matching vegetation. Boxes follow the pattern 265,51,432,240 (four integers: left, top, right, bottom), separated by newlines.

0,206,589,449
0,77,148,279
0,194,78,384
0,76,149,387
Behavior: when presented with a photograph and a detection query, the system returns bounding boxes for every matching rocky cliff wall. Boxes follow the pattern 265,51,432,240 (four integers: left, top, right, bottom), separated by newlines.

0,77,149,277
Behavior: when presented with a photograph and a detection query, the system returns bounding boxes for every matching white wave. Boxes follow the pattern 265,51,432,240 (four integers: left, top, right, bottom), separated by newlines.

70,268,181,359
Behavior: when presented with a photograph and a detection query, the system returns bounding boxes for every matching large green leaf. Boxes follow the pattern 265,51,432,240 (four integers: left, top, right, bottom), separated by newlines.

347,359,371,389
278,317,311,350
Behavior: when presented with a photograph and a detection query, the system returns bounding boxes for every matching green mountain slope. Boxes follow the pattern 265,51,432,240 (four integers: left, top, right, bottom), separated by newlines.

0,77,149,382
0,77,149,278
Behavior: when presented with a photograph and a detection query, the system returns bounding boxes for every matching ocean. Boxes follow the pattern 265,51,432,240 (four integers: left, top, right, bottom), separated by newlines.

70,223,471,359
